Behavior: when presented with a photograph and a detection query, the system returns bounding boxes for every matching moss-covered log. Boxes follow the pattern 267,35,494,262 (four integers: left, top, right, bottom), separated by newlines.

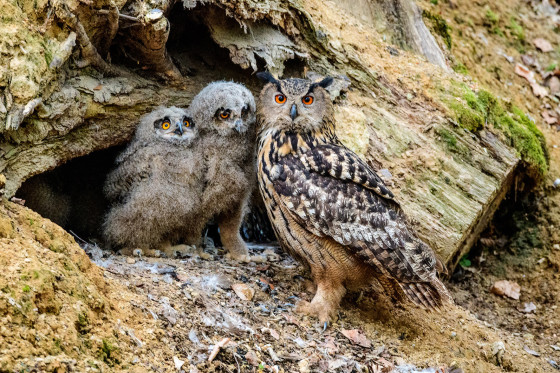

0,0,547,271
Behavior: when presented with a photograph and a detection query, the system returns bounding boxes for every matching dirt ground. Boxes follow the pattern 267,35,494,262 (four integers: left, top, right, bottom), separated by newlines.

1,195,558,373
0,196,547,373
4,0,560,372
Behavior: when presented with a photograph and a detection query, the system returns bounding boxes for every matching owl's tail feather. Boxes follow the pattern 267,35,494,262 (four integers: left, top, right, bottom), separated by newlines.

400,278,453,310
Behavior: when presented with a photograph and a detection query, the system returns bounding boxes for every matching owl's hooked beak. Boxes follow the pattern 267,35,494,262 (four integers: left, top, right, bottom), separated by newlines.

175,121,184,135
290,104,298,121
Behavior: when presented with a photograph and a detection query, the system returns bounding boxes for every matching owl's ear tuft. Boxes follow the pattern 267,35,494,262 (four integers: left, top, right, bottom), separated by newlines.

318,76,334,88
256,71,276,82
309,76,334,93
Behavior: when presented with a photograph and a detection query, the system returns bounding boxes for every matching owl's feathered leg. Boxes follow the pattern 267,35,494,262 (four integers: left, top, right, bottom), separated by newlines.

217,202,250,262
295,278,346,325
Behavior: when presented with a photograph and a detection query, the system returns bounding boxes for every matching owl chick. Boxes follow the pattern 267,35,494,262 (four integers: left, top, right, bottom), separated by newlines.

103,106,207,257
256,73,452,326
188,81,257,262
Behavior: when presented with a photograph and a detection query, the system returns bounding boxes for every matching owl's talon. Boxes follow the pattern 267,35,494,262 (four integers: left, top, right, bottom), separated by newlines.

197,251,214,261
322,321,328,333
225,253,266,263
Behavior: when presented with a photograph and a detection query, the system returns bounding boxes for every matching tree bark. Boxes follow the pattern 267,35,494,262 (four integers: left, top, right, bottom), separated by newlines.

0,0,531,271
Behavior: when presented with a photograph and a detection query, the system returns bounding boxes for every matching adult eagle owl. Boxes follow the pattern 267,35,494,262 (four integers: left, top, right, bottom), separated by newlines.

255,73,452,326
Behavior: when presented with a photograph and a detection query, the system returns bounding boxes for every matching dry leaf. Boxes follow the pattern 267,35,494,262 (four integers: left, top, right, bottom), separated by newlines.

245,350,260,366
283,314,300,325
546,76,560,94
531,82,548,97
542,110,558,125
261,327,280,340
93,84,103,91
491,280,521,299
322,336,339,355
231,283,255,301
534,38,553,52
376,358,395,373
340,329,372,348
515,63,536,83
259,277,275,290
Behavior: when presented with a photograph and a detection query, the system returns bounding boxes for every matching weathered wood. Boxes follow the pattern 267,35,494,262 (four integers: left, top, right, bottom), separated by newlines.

0,0,535,271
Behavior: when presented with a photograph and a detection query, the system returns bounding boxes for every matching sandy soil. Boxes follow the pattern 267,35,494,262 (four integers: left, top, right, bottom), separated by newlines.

0,198,557,372
3,0,560,372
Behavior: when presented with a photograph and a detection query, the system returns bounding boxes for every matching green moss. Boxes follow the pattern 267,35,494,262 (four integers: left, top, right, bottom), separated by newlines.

422,10,452,49
546,62,557,71
453,62,469,75
22,285,30,292
442,83,548,177
485,9,499,25
436,127,471,157
99,339,119,366
76,311,90,334
40,39,53,67
492,27,505,37
448,101,484,131
53,338,63,353
504,18,526,53
495,107,549,176
508,18,525,41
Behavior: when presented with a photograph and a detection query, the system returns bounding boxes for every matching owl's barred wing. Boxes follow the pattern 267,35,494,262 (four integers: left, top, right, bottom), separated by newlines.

299,144,394,200
271,154,438,284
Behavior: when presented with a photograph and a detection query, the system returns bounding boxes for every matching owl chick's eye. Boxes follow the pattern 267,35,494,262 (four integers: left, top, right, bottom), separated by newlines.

220,112,230,119
183,119,191,127
275,94,286,104
161,121,171,130
302,95,314,105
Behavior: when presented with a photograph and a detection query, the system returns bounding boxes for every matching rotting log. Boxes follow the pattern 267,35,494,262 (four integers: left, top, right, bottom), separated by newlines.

0,0,540,271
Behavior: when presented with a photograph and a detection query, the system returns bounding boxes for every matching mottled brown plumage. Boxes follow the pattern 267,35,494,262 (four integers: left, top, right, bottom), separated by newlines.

256,73,452,324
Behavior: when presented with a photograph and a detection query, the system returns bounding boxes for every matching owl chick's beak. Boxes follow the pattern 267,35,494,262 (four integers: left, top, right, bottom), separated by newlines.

234,119,244,133
175,121,183,135
290,104,298,121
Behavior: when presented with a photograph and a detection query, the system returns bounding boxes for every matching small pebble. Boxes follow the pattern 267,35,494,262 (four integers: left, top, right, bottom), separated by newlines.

554,178,560,188
379,168,392,181
126,258,136,264
451,331,457,338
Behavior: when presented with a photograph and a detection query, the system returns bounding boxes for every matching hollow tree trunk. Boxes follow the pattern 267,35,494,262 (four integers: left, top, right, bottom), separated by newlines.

0,0,530,271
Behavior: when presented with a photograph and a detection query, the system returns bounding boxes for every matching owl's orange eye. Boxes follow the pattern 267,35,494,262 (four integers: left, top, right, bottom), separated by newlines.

302,95,314,105
162,121,171,130
220,112,230,119
183,119,190,127
275,94,286,104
